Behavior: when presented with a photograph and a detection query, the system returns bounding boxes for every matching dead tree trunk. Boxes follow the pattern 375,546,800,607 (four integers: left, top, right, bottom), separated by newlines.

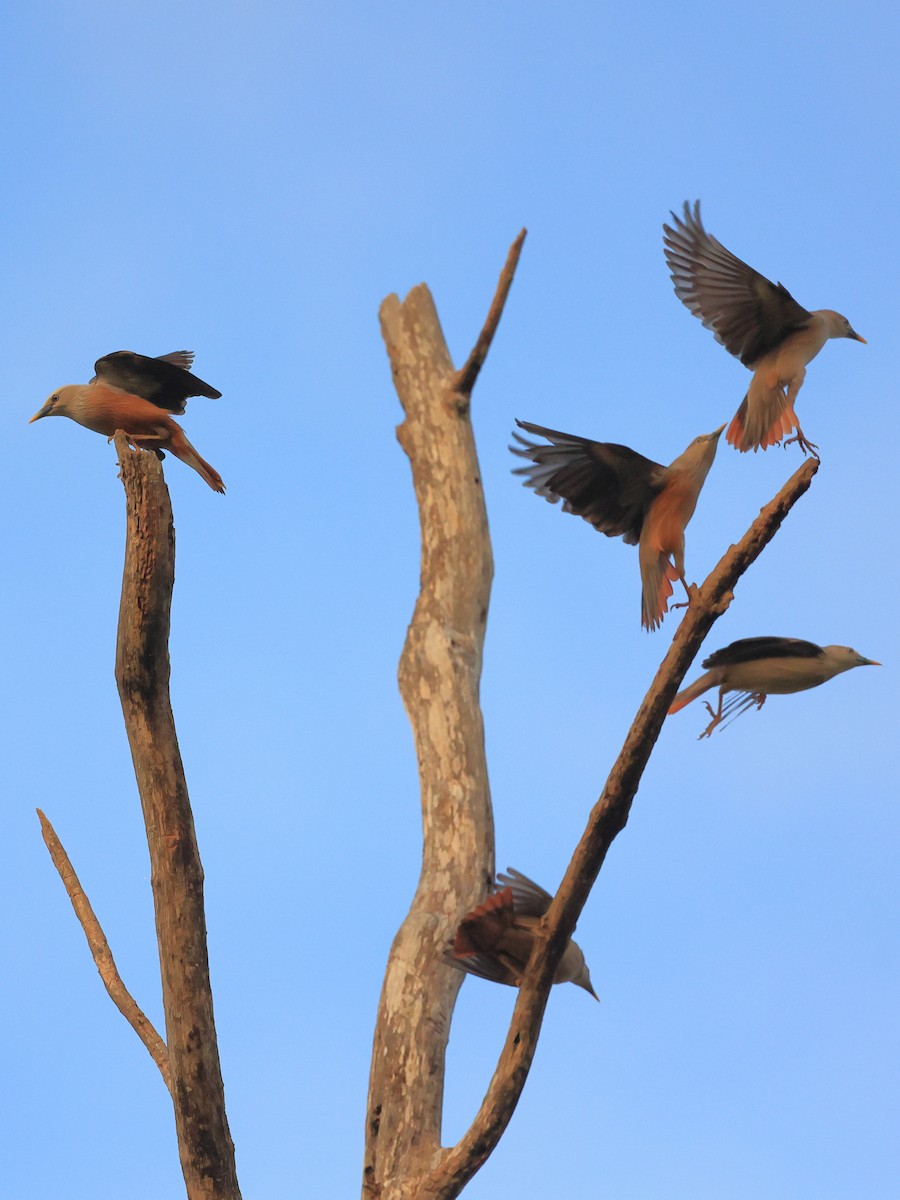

113,436,241,1199
364,235,819,1200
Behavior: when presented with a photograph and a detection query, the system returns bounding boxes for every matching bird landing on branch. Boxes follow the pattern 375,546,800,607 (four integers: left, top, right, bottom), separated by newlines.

669,636,880,738
30,350,225,493
511,419,724,631
664,201,865,457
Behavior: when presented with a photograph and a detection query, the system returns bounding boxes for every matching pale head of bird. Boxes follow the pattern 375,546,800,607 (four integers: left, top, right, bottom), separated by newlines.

816,310,866,344
29,385,84,424
668,423,726,478
559,940,599,1000
821,646,881,673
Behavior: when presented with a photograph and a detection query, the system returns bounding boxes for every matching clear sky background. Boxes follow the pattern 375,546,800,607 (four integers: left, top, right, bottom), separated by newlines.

4,2,898,1197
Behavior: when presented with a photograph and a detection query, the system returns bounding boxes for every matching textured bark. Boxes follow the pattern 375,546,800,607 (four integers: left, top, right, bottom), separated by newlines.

364,232,816,1200
114,435,241,1200
421,456,819,1199
363,234,525,1200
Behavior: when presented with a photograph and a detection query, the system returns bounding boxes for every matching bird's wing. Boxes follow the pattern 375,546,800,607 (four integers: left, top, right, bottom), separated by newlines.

702,637,824,670
663,201,812,366
511,420,666,545
444,946,515,985
92,350,222,413
496,867,554,917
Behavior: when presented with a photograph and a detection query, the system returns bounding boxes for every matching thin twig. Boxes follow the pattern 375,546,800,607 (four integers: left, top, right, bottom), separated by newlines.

423,456,818,1198
454,228,527,396
37,808,172,1093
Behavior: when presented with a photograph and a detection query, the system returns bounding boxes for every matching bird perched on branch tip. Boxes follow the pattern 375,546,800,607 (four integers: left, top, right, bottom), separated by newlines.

669,636,879,738
30,350,225,493
663,201,865,456
511,418,724,631
447,868,598,1000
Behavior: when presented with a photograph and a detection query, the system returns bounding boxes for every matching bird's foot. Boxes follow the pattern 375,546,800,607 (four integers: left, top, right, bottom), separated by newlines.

699,700,723,739
783,429,819,458
671,581,698,611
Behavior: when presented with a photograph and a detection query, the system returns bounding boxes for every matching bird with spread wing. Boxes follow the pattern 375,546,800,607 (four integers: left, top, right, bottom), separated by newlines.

31,350,225,493
663,201,865,456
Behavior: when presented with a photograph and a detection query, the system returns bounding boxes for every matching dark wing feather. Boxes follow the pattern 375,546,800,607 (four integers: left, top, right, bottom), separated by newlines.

511,420,666,545
703,637,824,670
443,946,516,986
496,868,553,918
93,350,221,414
663,201,812,366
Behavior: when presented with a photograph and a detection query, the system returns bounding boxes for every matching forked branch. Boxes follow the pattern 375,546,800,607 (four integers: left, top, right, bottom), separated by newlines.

423,457,818,1198
363,234,526,1200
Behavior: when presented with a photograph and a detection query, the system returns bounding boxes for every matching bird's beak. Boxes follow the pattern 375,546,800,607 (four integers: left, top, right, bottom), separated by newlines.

849,329,867,343
861,657,880,666
708,423,727,440
29,401,54,423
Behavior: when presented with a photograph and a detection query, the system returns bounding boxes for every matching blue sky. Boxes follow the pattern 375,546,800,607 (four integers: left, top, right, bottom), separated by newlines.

4,2,898,1196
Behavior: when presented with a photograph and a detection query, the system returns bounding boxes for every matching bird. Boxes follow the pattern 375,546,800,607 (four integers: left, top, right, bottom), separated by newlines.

447,868,598,1000
663,201,865,456
669,636,880,738
30,350,225,493
511,418,724,631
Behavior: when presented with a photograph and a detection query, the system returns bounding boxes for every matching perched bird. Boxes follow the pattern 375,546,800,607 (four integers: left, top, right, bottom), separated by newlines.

663,201,865,455
448,868,598,1000
669,636,880,738
30,350,225,493
511,418,724,631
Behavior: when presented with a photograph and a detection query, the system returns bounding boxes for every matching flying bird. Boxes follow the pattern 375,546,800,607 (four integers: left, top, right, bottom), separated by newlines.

448,868,598,1000
30,350,225,493
663,201,865,455
669,636,880,738
511,418,724,630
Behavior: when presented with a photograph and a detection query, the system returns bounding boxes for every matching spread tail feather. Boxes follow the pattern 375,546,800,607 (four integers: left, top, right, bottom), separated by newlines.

727,389,798,453
641,554,679,632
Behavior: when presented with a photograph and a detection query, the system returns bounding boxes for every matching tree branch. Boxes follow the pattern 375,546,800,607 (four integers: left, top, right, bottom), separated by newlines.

114,435,240,1200
423,456,819,1198
364,233,526,1200
454,229,527,397
37,807,172,1092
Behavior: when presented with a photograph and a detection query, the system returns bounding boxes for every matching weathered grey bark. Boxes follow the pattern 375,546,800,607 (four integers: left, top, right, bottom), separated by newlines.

365,232,819,1200
113,434,241,1200
363,234,526,1200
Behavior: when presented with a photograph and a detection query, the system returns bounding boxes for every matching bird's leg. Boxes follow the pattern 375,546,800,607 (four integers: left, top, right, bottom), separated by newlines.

670,574,697,612
783,426,819,458
699,688,725,739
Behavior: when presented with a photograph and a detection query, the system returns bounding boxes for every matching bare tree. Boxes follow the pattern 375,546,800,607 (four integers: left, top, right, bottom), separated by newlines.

364,234,818,1200
40,433,241,1200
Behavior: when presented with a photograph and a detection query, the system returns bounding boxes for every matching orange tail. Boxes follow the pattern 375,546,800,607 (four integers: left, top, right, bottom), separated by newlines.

727,391,798,453
641,555,679,632
167,426,226,493
668,670,716,715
